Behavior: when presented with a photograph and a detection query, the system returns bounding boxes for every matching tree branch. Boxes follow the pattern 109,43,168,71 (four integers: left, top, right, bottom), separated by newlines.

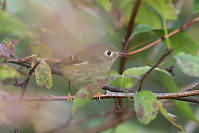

119,0,141,74
124,0,141,46
125,17,199,56
2,90,199,103
20,60,40,97
7,58,63,76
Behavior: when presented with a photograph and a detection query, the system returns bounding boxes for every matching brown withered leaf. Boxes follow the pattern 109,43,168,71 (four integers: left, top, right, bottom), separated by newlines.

0,39,16,60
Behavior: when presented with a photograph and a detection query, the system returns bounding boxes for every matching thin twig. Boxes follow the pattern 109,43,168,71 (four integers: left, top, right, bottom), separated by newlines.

1,0,6,11
114,98,121,109
123,0,141,50
127,39,153,52
7,58,63,76
2,90,199,103
119,0,141,74
103,85,125,93
7,59,31,68
20,60,40,97
181,82,199,92
137,49,173,92
125,17,199,56
14,126,19,133
103,85,134,93
117,0,141,110
175,97,199,104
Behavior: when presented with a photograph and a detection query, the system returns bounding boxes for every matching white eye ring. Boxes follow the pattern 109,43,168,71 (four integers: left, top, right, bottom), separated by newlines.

105,50,113,57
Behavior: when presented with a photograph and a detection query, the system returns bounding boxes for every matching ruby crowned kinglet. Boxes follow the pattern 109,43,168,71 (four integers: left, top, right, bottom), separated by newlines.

60,43,122,86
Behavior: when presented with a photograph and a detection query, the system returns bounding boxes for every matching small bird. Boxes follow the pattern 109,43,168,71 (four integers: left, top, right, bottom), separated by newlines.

59,43,123,100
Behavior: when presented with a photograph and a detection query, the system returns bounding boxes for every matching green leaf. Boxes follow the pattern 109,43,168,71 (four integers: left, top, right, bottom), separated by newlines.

134,90,159,125
130,24,153,39
136,3,162,28
72,78,107,114
113,0,161,28
154,30,199,55
0,65,21,80
108,77,121,88
122,66,199,124
158,101,187,133
155,70,199,124
0,11,28,38
72,89,90,114
143,0,177,20
107,69,120,77
193,0,199,14
174,100,199,125
35,59,52,89
155,69,178,92
120,66,150,89
169,31,199,55
175,53,199,77
107,70,121,87
120,76,134,89
120,66,168,89
95,0,112,12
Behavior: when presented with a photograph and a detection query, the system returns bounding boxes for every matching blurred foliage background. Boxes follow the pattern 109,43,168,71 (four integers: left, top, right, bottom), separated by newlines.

1,0,199,133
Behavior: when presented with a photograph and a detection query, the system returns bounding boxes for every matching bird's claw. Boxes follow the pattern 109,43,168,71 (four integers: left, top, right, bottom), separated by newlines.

97,92,101,102
67,92,72,102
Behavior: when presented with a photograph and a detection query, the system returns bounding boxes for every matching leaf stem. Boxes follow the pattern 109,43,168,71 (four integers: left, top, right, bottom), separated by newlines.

163,19,171,49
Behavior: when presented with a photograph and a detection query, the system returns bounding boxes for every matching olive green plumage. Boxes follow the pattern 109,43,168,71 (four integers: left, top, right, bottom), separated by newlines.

60,43,120,85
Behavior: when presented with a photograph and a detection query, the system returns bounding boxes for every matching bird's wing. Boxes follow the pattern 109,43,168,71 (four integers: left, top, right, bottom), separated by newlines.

60,55,85,65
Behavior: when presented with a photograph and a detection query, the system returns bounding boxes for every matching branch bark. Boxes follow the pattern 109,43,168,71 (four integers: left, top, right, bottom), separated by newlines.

119,0,141,74
2,90,199,103
20,60,40,97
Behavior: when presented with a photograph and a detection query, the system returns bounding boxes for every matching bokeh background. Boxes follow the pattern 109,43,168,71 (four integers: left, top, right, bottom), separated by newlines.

0,0,199,133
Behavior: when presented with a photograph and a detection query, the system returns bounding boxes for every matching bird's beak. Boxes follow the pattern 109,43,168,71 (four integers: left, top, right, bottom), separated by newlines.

119,52,125,56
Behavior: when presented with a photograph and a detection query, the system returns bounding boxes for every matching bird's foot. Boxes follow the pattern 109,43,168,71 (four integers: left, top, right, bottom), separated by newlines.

96,92,101,102
67,92,72,102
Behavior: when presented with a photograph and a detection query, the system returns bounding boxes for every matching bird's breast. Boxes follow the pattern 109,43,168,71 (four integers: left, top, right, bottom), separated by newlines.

62,62,111,86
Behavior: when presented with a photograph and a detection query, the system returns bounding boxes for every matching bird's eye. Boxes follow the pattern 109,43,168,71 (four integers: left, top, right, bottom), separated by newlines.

105,50,113,56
